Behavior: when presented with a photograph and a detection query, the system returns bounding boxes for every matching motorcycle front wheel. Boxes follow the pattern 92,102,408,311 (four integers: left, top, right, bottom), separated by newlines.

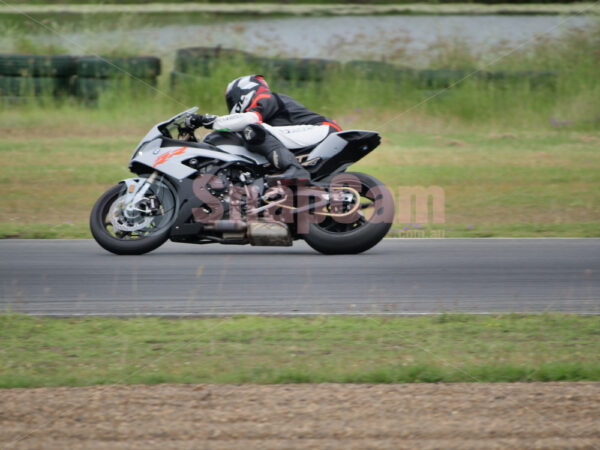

90,175,179,255
302,172,394,255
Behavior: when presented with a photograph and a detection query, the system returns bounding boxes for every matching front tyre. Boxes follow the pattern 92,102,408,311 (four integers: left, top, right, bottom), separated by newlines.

90,177,178,255
303,172,394,255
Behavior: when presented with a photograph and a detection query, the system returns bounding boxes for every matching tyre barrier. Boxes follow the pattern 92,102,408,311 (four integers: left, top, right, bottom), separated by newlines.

175,47,342,81
345,60,398,79
0,53,77,77
172,47,556,89
410,69,557,89
0,53,161,100
175,47,253,76
258,58,342,81
0,53,76,99
0,51,558,101
74,56,160,100
76,56,161,79
0,75,71,97
482,70,557,88
73,76,158,100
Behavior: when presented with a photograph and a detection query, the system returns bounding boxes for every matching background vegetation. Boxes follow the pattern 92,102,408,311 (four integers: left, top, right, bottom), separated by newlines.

0,17,598,238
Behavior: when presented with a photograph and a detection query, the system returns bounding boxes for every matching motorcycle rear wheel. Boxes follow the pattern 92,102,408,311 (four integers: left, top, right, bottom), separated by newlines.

90,177,178,255
302,172,394,255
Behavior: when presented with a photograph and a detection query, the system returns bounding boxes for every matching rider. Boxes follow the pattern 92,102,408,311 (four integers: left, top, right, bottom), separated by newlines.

185,74,342,181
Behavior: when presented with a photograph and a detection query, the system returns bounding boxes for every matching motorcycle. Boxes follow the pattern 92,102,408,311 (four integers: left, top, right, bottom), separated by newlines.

90,107,394,255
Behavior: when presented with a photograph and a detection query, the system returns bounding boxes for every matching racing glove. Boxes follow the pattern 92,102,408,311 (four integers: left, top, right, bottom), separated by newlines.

185,113,217,130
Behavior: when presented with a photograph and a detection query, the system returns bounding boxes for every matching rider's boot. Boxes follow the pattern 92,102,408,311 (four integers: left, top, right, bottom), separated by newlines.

244,124,311,184
265,146,311,183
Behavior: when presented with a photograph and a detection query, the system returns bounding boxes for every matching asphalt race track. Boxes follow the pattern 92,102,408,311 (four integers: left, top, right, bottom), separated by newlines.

1,239,599,315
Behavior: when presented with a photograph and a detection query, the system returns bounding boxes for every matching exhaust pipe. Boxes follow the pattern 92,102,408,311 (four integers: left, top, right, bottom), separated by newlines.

204,220,247,233
206,220,292,246
248,222,292,247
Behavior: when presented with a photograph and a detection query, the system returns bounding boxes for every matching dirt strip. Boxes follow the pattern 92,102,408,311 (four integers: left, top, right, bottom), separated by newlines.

1,383,599,449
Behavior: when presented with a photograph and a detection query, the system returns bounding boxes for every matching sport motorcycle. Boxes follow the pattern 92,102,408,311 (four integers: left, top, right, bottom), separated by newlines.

90,107,394,255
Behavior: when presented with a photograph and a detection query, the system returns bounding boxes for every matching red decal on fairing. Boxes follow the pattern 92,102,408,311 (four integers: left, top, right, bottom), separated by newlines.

153,147,187,167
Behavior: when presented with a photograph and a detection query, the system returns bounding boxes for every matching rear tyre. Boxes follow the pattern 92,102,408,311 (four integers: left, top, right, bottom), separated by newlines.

90,178,178,255
302,172,394,255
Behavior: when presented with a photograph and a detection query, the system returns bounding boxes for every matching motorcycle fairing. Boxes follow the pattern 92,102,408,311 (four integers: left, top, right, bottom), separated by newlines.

130,139,255,180
211,144,268,165
128,110,380,182
202,131,269,165
304,131,381,180
199,129,381,176
131,107,199,159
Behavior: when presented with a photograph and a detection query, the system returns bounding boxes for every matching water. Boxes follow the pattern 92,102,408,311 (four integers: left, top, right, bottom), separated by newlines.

38,14,596,65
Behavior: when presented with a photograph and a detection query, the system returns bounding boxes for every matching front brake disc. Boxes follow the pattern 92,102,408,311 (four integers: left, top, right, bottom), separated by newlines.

109,197,153,232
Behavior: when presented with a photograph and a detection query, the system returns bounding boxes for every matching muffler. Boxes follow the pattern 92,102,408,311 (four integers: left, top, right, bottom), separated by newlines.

204,220,247,233
248,222,292,247
205,220,292,246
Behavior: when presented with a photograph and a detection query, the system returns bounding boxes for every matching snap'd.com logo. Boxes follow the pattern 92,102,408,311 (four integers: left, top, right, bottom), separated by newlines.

189,173,445,235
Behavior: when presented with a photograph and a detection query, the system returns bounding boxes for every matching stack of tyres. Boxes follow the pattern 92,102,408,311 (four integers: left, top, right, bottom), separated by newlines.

171,47,342,89
340,62,557,91
410,68,557,91
0,54,77,98
484,70,557,89
175,47,253,75
74,56,161,100
345,60,398,80
260,58,341,82
171,47,253,87
415,69,471,89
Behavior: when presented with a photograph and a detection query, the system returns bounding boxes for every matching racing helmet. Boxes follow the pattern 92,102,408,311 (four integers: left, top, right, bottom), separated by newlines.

225,75,269,114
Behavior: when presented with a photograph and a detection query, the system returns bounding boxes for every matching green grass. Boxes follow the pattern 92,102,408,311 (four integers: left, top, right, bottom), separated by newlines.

1,314,599,387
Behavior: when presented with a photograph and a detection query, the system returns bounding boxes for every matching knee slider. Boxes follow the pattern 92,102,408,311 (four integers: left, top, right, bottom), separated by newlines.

243,124,266,145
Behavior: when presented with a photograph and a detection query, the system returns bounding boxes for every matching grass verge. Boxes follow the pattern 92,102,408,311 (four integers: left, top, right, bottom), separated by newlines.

1,314,599,387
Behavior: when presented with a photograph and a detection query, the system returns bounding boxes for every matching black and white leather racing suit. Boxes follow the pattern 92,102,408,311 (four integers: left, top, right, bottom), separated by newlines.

204,75,342,180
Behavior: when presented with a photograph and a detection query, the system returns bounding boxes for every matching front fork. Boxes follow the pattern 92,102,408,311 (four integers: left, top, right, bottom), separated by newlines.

120,171,159,215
